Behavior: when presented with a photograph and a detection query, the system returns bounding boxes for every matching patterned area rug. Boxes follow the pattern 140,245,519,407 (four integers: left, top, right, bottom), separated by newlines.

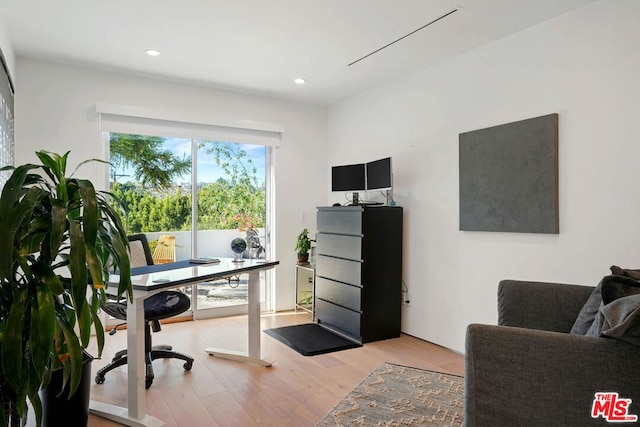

317,362,464,426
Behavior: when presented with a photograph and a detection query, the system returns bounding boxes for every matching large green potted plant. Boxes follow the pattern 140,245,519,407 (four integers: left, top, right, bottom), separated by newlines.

0,151,133,426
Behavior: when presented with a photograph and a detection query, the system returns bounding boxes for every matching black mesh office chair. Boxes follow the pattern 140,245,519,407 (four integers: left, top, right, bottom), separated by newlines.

95,234,194,389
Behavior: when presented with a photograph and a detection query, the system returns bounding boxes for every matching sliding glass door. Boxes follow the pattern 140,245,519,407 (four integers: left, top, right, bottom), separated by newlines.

191,140,268,319
108,133,271,321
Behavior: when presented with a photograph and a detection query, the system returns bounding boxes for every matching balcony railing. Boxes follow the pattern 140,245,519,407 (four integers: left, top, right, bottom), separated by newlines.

141,228,265,312
142,228,265,261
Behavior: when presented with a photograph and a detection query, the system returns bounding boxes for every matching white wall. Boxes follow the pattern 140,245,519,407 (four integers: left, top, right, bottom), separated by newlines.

327,0,640,353
14,58,327,311
0,19,15,80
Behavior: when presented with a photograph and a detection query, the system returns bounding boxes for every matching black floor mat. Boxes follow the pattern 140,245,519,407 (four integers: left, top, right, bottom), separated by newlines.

264,323,361,356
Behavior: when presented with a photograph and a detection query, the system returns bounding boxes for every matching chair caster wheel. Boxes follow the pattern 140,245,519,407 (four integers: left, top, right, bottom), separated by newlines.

145,378,153,389
184,361,193,371
95,375,105,385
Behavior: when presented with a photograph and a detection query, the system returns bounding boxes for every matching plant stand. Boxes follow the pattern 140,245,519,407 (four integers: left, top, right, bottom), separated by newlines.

295,264,315,318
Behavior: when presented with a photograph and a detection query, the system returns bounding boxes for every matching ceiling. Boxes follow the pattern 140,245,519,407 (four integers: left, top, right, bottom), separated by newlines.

0,0,597,105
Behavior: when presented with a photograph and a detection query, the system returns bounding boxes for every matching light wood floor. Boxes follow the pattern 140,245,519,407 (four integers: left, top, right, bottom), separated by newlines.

60,311,464,426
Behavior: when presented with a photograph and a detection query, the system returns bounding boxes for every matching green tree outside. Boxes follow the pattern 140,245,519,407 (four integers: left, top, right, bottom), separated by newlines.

110,133,191,190
109,136,265,234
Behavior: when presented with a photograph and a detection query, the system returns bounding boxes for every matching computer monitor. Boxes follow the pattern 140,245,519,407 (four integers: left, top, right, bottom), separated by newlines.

332,163,365,205
366,157,392,191
331,163,366,192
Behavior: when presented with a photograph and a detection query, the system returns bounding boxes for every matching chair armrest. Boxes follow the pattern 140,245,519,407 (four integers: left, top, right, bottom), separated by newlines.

465,324,640,427
498,280,594,332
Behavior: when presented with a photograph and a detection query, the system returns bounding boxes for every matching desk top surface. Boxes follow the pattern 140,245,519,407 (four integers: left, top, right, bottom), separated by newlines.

111,258,279,291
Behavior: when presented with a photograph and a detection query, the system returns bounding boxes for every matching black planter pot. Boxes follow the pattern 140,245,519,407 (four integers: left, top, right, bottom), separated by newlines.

40,351,93,427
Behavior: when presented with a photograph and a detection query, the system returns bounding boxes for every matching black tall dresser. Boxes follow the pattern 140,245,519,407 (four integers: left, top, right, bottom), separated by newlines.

315,205,403,343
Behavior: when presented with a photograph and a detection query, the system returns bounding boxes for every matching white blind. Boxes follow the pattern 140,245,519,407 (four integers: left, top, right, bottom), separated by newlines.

96,103,283,147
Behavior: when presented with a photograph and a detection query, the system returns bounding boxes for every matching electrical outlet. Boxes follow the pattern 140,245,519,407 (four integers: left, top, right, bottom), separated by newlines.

404,293,412,305
300,212,307,223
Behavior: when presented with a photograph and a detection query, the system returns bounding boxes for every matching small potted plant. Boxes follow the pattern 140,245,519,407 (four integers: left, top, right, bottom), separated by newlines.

295,228,312,264
0,151,133,426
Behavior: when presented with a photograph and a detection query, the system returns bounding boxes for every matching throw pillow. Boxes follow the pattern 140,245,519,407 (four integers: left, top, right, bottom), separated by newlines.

571,269,640,335
610,265,640,281
575,275,640,343
601,275,640,304
569,279,603,335
600,293,640,346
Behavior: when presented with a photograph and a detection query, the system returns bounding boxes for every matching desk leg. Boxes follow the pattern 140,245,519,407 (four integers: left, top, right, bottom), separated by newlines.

247,270,261,359
89,401,164,427
89,295,164,427
205,270,274,366
127,295,146,419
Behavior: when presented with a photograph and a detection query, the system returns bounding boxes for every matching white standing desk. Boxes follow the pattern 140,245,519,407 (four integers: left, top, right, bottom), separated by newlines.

89,258,279,427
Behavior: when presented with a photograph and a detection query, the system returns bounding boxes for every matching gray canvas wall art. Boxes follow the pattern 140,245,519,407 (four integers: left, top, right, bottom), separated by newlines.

459,113,559,234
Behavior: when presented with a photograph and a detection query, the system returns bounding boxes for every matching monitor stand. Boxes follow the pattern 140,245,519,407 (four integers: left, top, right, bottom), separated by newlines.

350,192,383,206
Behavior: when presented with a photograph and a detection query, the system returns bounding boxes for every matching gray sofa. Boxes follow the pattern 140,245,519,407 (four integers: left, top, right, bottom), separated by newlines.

465,279,640,426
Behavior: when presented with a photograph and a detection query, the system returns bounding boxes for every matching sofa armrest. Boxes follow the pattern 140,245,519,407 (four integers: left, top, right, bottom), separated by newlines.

465,324,640,427
498,280,594,332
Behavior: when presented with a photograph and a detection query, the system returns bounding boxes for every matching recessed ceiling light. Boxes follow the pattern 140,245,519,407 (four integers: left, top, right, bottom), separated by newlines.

294,78,306,85
145,49,161,57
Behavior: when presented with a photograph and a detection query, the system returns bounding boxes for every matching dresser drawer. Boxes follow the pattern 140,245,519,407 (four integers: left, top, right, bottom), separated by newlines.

316,255,362,286
315,277,361,312
317,209,362,235
316,233,362,260
315,299,361,339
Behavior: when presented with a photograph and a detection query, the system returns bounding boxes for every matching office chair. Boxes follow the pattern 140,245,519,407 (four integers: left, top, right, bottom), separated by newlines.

95,233,194,389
